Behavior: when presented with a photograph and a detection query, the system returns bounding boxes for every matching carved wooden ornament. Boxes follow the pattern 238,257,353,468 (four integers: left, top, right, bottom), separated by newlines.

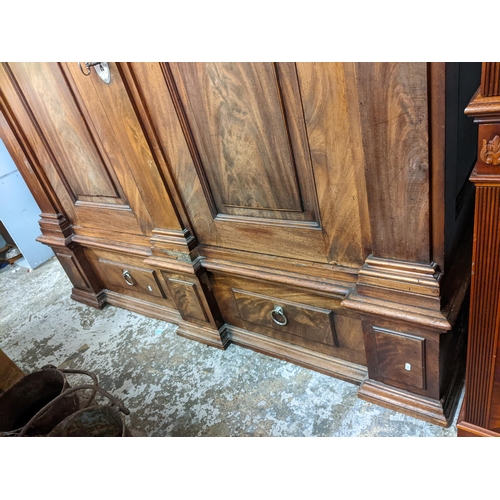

480,135,500,165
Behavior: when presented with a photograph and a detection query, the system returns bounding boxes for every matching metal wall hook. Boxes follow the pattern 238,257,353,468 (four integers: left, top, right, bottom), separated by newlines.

78,62,111,84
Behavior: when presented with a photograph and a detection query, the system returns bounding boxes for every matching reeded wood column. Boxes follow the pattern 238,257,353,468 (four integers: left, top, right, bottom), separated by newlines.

458,62,500,437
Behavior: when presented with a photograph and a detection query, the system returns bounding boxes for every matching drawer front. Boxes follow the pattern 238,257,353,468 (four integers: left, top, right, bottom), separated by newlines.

97,258,166,299
233,289,338,347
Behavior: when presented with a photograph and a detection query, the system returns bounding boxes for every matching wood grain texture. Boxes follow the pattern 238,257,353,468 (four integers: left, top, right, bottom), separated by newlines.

176,322,230,350
167,278,209,324
105,289,182,325
126,63,345,263
8,63,122,201
296,62,371,266
358,378,454,427
211,273,366,365
428,62,446,271
362,319,440,399
3,63,147,236
233,288,339,347
457,421,500,437
0,61,480,426
481,63,500,97
355,62,430,263
169,62,316,220
63,62,182,234
0,63,78,221
118,63,195,235
97,258,166,299
373,327,426,390
0,108,58,216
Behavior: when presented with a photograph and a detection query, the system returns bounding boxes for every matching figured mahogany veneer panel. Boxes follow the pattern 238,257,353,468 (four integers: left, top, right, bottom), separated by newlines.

355,62,430,263
63,62,181,232
296,62,371,266
373,327,426,390
169,62,318,222
4,63,153,237
6,63,123,202
166,278,209,325
233,289,338,347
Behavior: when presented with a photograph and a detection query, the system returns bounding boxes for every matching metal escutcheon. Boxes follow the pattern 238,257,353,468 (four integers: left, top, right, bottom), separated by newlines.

78,62,111,84
122,270,135,286
270,305,287,326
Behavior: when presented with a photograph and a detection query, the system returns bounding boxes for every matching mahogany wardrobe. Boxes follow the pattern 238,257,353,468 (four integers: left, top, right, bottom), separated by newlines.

0,62,482,426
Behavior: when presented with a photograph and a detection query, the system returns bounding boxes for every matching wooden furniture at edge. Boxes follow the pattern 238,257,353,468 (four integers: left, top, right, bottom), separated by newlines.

0,63,481,427
457,62,500,437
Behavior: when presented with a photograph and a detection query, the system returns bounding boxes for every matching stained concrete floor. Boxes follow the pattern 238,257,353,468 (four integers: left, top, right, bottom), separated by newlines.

0,257,462,436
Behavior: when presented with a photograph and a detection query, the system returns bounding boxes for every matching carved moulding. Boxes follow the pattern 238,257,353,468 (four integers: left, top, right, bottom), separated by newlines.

480,135,500,165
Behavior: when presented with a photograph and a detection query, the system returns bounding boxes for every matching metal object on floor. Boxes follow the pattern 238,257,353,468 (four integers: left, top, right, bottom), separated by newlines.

49,405,130,437
0,366,79,436
19,384,130,437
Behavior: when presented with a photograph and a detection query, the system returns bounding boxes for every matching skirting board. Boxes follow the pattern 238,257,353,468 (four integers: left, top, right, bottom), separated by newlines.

226,324,367,385
177,322,230,350
358,378,462,427
105,290,182,325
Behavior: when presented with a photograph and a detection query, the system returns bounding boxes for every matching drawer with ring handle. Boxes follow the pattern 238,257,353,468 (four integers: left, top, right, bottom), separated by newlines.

233,289,339,347
97,258,166,299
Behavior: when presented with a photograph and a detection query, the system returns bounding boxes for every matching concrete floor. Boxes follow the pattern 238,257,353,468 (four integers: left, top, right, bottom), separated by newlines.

0,257,462,436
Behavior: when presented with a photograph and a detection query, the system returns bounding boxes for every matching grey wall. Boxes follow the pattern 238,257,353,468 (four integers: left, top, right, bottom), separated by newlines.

0,138,53,269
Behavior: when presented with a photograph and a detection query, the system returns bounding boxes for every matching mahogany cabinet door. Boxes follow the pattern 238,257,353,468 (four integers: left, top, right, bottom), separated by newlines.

2,62,180,240
158,62,370,267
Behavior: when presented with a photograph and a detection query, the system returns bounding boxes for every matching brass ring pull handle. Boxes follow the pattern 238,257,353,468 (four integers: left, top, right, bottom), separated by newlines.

270,305,288,326
122,270,135,286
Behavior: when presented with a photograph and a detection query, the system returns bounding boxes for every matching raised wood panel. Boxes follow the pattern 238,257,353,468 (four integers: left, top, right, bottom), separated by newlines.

63,62,181,232
362,318,440,400
0,109,56,216
55,252,90,290
169,62,317,222
355,62,430,263
4,62,147,236
166,278,209,324
373,327,426,390
4,62,182,241
7,63,123,202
